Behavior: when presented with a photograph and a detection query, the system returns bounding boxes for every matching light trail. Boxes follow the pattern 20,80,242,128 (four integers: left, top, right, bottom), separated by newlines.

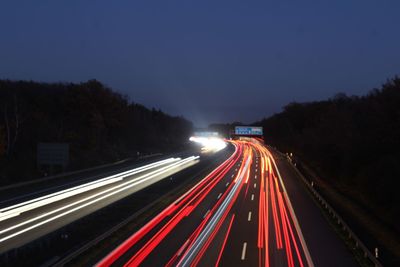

97,144,241,267
124,147,244,267
177,150,251,267
258,147,269,267
0,156,198,243
0,158,179,221
254,142,312,267
97,140,315,267
266,148,315,267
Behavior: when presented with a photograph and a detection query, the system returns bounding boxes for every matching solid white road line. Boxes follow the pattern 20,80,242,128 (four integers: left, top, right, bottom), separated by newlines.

241,242,247,260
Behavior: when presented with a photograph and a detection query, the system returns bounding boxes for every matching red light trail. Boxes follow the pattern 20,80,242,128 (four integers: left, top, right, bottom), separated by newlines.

97,140,314,267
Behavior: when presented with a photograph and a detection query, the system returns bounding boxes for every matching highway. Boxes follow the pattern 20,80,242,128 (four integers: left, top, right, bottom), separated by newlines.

0,155,201,254
0,139,359,266
97,139,358,267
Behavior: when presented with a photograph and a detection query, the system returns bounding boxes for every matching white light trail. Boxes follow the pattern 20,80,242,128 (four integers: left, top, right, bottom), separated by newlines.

178,154,251,267
0,156,199,243
0,158,179,222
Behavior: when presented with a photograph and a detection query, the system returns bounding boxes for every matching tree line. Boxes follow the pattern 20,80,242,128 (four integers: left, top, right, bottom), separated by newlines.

259,77,400,226
0,79,193,185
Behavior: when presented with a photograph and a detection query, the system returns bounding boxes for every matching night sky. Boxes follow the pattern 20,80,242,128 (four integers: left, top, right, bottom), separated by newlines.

1,1,399,127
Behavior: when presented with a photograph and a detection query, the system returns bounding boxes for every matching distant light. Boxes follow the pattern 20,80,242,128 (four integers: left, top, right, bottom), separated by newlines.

189,136,227,152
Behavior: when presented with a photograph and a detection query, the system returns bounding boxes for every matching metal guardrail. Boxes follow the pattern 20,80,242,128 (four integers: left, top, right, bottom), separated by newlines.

279,151,383,267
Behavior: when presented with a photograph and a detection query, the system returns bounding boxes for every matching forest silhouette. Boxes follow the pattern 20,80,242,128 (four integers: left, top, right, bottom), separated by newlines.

0,79,192,185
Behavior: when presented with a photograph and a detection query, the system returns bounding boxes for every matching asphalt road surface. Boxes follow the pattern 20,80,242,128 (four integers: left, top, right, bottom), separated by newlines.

98,139,358,267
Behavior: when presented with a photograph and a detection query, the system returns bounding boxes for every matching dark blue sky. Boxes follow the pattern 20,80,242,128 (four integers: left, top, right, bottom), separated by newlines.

1,1,399,127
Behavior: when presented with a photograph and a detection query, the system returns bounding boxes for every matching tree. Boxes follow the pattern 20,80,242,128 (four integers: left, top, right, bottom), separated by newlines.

2,94,22,156
0,79,193,184
0,126,5,157
258,76,400,228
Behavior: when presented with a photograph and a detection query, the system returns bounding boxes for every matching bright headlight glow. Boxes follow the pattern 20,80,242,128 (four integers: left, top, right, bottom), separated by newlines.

189,136,227,152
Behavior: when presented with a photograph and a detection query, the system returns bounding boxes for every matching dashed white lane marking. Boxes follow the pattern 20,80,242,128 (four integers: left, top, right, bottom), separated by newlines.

235,168,238,171
226,182,229,187
251,194,254,201
255,169,258,172
231,174,235,178
254,183,257,188
248,211,252,221
241,242,247,260
217,193,222,199
255,175,257,179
